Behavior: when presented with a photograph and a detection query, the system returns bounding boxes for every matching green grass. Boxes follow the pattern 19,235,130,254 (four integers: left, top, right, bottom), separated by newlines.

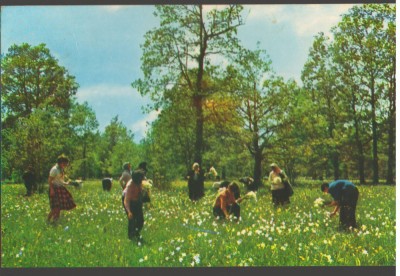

1,180,395,267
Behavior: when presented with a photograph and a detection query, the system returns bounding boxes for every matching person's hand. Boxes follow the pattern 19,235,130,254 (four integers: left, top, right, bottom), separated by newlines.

128,212,133,219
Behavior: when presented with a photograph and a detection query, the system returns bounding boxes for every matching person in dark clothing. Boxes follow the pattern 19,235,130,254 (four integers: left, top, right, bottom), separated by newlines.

124,170,146,243
102,178,112,191
22,165,35,196
213,182,243,220
187,162,205,201
321,180,359,231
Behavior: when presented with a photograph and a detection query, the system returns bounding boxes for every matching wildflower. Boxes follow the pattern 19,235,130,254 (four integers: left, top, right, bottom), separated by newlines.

325,255,333,263
243,191,257,201
237,239,243,245
362,250,368,255
193,254,200,264
139,258,144,263
314,197,325,207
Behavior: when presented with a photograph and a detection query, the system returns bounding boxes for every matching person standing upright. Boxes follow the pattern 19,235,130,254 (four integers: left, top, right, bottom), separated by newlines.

22,165,35,196
268,163,290,206
187,162,205,201
124,169,146,243
47,155,76,223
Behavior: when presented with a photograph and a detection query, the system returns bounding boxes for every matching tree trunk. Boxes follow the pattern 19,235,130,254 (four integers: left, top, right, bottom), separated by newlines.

386,66,396,185
328,122,340,180
371,78,379,184
82,140,87,180
352,92,366,184
332,151,340,180
386,113,395,185
193,95,204,166
253,148,263,190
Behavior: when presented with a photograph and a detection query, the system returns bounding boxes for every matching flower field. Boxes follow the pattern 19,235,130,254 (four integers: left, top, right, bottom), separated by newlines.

1,181,395,267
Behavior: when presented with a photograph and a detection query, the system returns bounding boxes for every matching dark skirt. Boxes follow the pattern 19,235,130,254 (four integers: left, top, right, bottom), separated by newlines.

49,185,76,210
271,188,290,206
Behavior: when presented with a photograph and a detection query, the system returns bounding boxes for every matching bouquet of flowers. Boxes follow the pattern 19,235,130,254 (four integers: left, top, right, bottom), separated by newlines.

242,191,257,202
313,197,325,207
141,179,153,203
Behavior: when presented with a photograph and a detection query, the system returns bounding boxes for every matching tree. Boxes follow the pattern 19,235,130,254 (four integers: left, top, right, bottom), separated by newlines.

69,102,99,180
226,47,292,188
98,116,140,177
331,4,395,184
1,43,78,128
133,5,245,168
1,43,79,184
301,33,344,180
379,5,396,185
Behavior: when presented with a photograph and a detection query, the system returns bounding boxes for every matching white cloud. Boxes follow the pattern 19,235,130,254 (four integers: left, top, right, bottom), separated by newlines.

101,6,126,12
76,84,143,103
246,4,355,37
130,109,161,139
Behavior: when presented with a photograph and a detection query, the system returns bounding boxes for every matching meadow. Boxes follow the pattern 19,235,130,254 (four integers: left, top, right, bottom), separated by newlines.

0,180,396,267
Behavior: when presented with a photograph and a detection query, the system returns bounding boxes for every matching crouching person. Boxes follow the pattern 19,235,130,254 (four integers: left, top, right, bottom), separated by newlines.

321,180,359,231
123,170,146,243
213,182,243,221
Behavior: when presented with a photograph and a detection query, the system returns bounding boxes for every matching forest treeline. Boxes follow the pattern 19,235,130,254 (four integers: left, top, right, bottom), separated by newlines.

1,4,395,188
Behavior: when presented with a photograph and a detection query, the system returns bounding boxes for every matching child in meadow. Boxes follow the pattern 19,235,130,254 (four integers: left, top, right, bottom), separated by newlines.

47,155,76,223
213,182,243,220
123,169,146,243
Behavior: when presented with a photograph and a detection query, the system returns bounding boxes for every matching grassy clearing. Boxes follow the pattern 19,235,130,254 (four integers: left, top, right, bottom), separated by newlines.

0,180,395,267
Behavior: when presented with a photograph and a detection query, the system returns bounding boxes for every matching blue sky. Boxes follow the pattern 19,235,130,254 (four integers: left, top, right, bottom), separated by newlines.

1,5,356,142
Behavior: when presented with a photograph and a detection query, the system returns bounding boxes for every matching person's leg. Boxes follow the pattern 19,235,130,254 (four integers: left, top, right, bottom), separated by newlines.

27,182,33,196
229,203,240,219
47,209,55,221
53,208,61,221
213,206,225,219
340,189,357,230
136,204,144,240
347,188,359,228
276,189,286,206
271,190,278,206
128,218,135,240
129,201,142,240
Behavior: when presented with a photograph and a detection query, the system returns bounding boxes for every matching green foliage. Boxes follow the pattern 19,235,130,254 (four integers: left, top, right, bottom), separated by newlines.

1,181,395,267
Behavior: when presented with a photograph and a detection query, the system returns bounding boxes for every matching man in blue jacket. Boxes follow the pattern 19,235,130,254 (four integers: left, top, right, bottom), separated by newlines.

321,180,359,231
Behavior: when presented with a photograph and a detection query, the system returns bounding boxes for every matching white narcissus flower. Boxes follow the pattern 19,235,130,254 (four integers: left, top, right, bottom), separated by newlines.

142,180,153,189
314,197,325,207
243,191,257,201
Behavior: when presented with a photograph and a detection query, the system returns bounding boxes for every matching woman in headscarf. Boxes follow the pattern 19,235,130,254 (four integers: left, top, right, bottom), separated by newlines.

47,155,76,223
187,162,205,201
